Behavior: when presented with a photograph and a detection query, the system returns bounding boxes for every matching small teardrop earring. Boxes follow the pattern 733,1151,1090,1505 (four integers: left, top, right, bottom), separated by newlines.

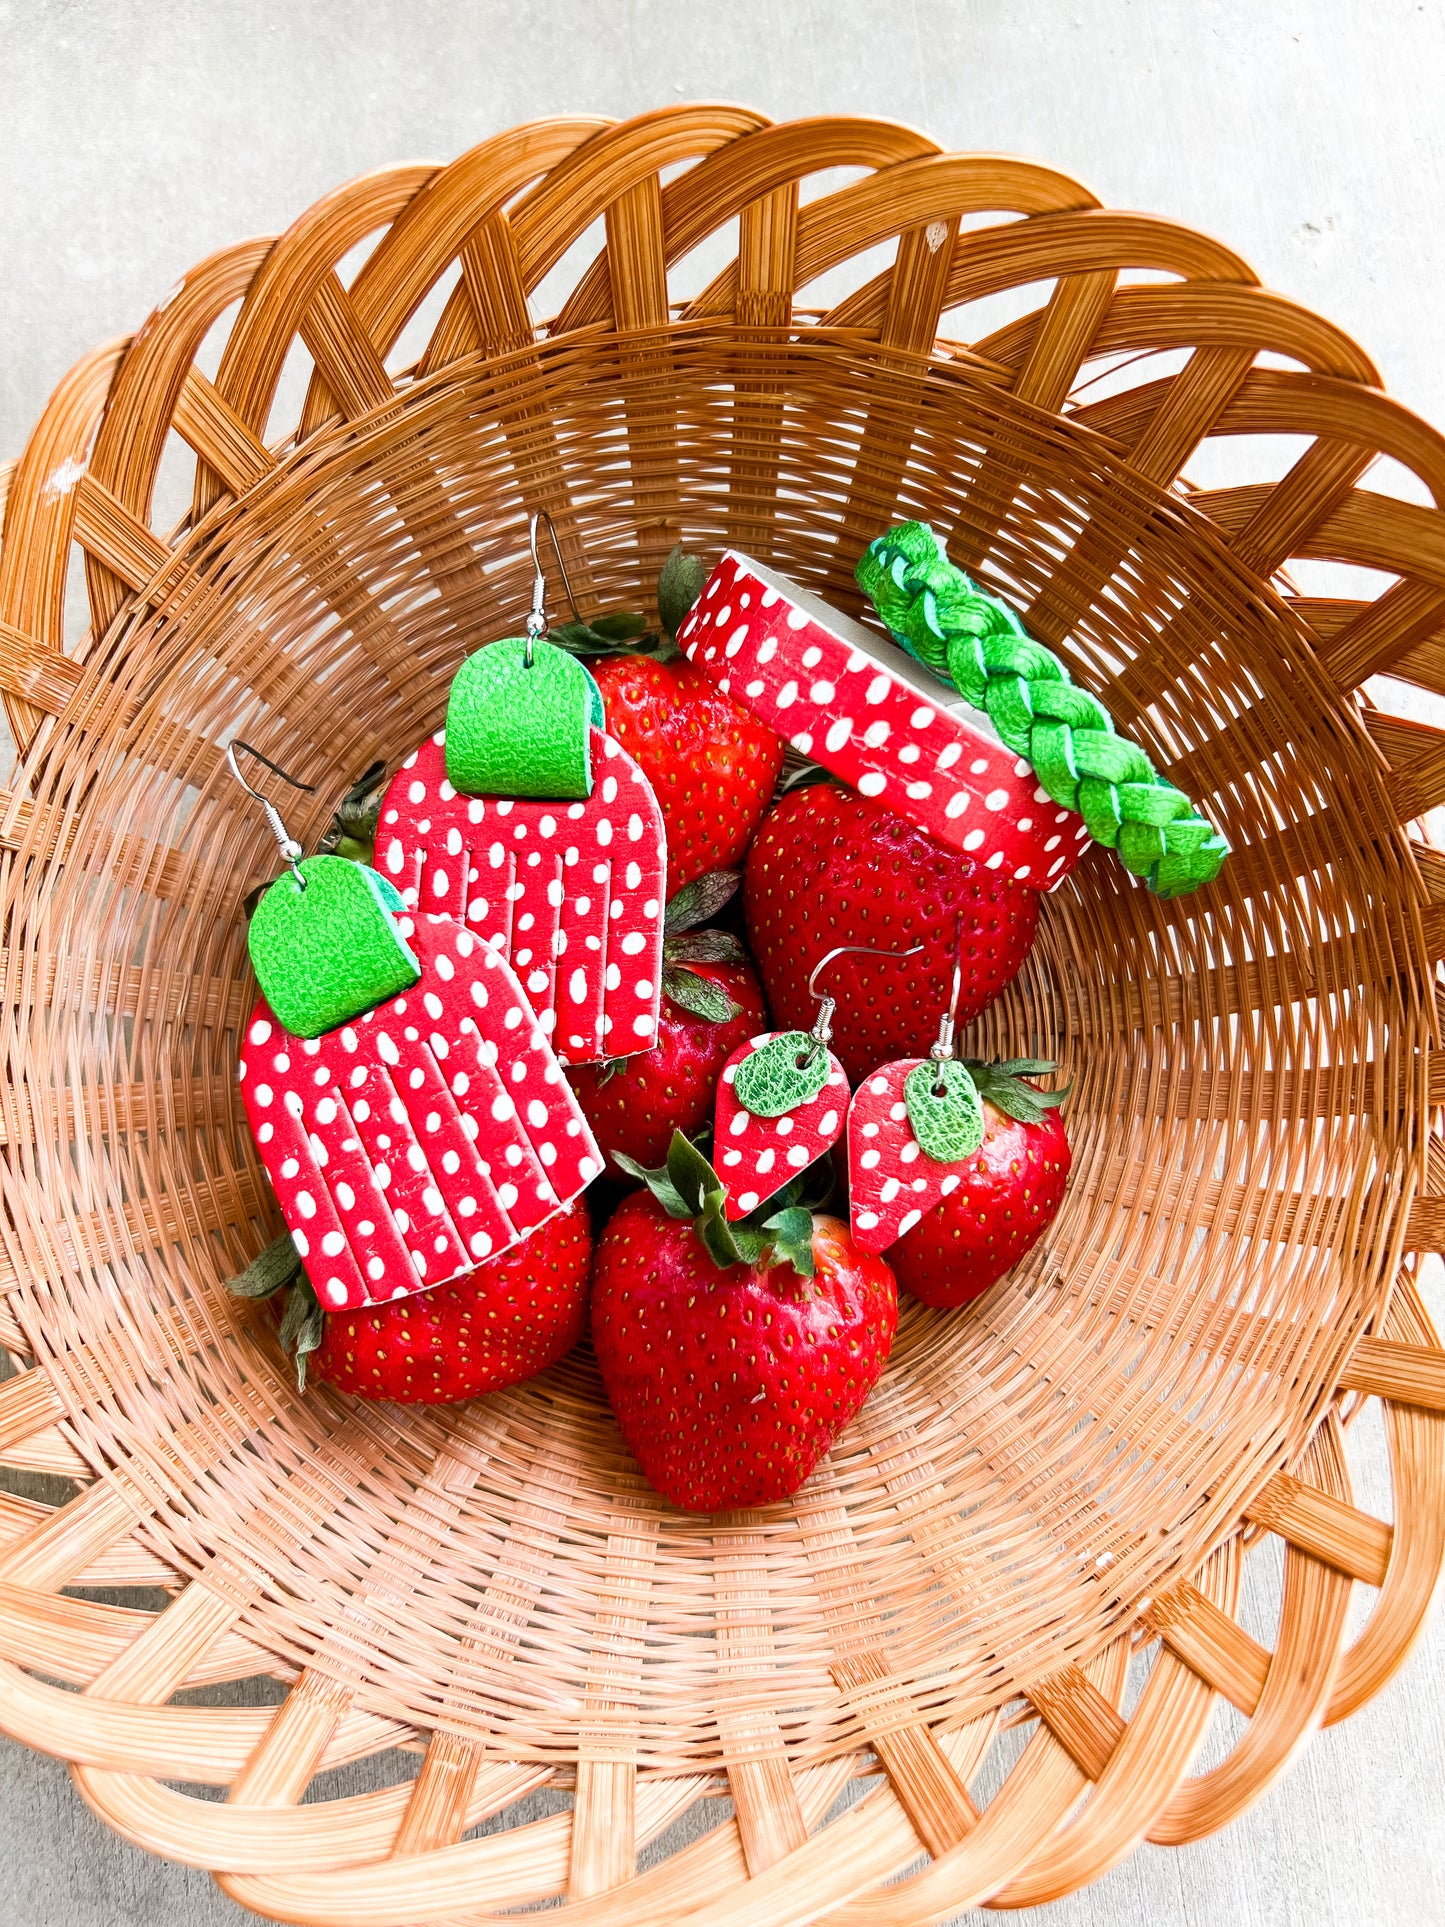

713,941,922,1221
845,922,994,1252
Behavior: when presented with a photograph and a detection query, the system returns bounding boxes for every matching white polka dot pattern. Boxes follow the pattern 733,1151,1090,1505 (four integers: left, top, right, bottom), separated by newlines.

377,728,666,1066
713,1031,849,1222
847,1058,965,1252
239,915,601,1311
677,552,1089,890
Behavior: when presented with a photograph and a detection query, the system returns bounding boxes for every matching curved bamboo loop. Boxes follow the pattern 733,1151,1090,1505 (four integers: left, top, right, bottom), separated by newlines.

0,105,1441,1923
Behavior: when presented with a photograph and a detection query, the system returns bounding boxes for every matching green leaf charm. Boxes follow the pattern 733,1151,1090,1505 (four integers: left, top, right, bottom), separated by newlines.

248,855,421,1039
733,1032,829,1118
904,1059,985,1164
444,635,604,800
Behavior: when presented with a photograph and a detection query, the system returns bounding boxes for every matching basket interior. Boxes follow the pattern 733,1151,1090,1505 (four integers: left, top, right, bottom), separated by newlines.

7,321,1420,1771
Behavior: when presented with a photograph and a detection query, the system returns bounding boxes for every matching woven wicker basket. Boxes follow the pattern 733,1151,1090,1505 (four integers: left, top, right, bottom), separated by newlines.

1,106,1443,1924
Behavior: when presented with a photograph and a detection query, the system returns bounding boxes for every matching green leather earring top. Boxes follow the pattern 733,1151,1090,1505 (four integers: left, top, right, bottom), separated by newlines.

444,636,604,800
733,1032,830,1117
248,855,421,1039
905,1058,985,1163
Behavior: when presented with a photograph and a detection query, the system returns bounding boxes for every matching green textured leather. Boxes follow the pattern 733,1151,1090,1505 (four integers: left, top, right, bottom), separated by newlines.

248,856,420,1039
856,522,1229,898
905,1059,985,1163
733,1033,829,1117
444,636,603,799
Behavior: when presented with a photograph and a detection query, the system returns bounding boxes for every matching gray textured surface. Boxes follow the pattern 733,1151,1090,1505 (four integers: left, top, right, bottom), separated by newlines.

2,2,1444,1921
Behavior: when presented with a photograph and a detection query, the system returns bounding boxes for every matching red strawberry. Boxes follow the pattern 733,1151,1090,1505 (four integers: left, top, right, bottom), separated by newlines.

590,1134,897,1510
231,1202,592,1403
889,1064,1070,1308
571,961,764,1173
590,653,784,892
567,869,767,1174
743,784,1040,1085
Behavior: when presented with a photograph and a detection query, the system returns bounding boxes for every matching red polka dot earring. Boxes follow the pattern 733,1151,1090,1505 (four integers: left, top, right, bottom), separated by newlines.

714,941,922,1221
845,932,988,1252
376,512,668,1070
231,742,602,1316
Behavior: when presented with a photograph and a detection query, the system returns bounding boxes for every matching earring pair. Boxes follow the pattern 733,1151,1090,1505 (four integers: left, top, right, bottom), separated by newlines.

709,924,1060,1263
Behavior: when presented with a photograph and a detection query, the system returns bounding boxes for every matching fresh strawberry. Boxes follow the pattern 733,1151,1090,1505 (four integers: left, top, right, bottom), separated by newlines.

229,1202,592,1403
591,1133,897,1510
890,1063,1070,1308
569,960,762,1173
744,783,1040,1084
568,869,767,1173
590,654,784,892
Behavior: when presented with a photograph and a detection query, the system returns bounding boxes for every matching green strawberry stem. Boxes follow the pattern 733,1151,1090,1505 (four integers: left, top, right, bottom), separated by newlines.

658,869,746,1022
548,543,709,663
663,869,741,936
964,1059,1071,1126
614,1129,824,1280
660,966,740,1023
225,1230,302,1298
225,1233,322,1391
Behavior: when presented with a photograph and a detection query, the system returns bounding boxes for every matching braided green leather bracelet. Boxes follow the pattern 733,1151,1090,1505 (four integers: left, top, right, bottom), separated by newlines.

856,523,1228,898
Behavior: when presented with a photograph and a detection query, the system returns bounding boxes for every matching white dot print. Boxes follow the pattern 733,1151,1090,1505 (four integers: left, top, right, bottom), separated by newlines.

242,914,602,1309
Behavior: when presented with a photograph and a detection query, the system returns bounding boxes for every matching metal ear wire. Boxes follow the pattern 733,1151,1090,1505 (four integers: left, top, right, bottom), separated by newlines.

524,509,581,667
930,911,969,1090
226,740,315,891
804,942,925,1060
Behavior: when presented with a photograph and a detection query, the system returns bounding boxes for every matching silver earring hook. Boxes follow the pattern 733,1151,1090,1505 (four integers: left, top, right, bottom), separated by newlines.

804,941,924,1054
524,509,581,668
931,956,966,1063
930,911,970,1091
227,740,314,892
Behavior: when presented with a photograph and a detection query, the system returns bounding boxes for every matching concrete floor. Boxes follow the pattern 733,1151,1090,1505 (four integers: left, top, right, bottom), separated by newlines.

1,3,1444,1922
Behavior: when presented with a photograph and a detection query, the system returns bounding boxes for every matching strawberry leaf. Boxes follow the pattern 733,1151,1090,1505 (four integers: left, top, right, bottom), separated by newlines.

664,927,746,966
661,964,740,1023
663,870,741,936
316,759,388,863
226,1231,303,1299
616,1128,722,1218
277,1273,324,1393
697,1186,760,1270
589,611,652,644
658,545,708,642
550,614,654,654
552,616,681,662
759,1205,816,1280
624,1132,821,1280
965,1059,1071,1125
665,1129,724,1216
614,1148,694,1219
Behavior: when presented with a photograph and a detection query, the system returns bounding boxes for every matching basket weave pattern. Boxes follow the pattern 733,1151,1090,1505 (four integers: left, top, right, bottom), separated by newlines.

0,107,1442,1922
